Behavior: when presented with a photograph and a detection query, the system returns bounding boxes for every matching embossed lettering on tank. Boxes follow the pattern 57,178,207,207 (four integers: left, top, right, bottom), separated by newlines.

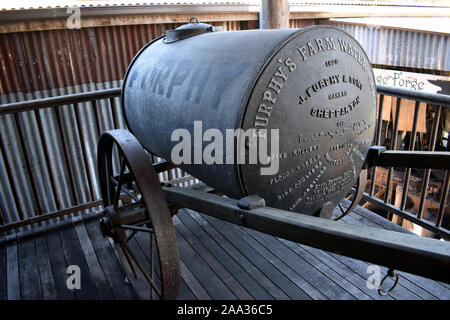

241,28,376,215
127,57,251,108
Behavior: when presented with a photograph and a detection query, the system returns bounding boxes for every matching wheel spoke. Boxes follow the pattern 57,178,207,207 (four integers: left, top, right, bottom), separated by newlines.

113,151,127,210
126,231,138,243
119,242,139,279
109,176,139,202
122,241,162,298
118,224,154,233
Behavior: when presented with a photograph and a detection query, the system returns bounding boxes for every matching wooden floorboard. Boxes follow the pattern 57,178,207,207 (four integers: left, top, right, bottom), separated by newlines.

174,215,254,300
242,225,372,300
187,210,290,300
176,211,274,300
72,216,114,300
34,235,58,300
176,227,238,300
45,229,76,300
17,234,42,299
202,214,324,300
200,213,314,300
180,259,211,300
46,231,75,300
80,217,138,300
284,239,393,300
6,234,20,300
58,222,100,299
1,201,449,300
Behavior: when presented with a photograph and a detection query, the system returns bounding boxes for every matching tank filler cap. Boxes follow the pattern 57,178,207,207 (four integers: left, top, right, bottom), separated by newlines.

164,17,214,43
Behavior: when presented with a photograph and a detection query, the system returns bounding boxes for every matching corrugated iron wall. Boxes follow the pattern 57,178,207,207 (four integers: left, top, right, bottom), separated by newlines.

0,18,318,229
0,19,322,100
0,23,168,227
325,21,449,73
0,20,255,100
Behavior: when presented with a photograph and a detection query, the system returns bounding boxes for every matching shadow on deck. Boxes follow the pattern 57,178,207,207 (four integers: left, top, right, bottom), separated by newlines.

1,203,449,300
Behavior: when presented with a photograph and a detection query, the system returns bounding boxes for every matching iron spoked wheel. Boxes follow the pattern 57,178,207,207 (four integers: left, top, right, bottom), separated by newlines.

97,129,180,300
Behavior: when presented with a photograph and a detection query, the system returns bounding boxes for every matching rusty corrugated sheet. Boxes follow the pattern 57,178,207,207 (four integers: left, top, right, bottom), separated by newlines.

0,20,263,97
0,24,157,96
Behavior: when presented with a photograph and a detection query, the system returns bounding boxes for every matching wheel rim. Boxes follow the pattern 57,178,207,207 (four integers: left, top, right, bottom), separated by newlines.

330,168,368,221
97,129,180,300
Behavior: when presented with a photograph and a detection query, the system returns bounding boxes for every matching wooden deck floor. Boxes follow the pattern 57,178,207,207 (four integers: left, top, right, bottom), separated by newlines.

1,203,449,300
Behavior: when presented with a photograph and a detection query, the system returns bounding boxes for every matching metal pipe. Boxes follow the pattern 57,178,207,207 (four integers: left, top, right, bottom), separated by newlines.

384,97,401,213
91,100,103,138
400,101,420,211
0,124,24,220
73,103,96,201
13,113,44,215
418,105,442,219
0,88,121,115
0,199,103,233
34,109,62,210
110,97,120,129
375,151,450,169
54,106,79,205
377,85,450,107
361,191,450,240
370,94,385,197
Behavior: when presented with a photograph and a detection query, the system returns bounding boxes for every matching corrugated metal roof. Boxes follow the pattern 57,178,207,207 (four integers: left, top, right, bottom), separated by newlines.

1,0,255,11
1,0,449,11
331,17,450,35
325,19,450,71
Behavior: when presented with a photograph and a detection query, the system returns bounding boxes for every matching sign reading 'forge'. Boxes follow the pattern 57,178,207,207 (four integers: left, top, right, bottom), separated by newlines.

241,27,377,215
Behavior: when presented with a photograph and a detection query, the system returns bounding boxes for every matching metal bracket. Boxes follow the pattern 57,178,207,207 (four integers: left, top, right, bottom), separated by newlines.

237,195,266,210
367,146,387,168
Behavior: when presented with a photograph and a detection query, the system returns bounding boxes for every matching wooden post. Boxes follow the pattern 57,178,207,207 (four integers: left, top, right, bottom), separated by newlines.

259,0,289,29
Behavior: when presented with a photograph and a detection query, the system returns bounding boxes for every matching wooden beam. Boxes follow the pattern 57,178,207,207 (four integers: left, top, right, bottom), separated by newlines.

259,0,289,29
0,12,259,34
162,185,450,284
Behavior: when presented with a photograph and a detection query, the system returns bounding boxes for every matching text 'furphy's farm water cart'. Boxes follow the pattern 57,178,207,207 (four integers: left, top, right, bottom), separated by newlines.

96,19,450,299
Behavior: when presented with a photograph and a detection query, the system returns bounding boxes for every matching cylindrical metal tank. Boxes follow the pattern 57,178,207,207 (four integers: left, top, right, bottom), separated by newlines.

122,21,377,216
